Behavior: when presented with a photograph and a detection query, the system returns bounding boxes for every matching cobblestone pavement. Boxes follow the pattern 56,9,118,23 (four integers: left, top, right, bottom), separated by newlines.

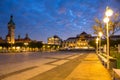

65,53,112,80
29,52,112,80
0,52,112,80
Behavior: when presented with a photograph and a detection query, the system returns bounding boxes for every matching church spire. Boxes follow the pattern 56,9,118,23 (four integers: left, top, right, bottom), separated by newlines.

8,15,15,25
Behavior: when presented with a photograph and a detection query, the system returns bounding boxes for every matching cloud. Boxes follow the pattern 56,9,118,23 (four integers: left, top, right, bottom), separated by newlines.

0,0,120,42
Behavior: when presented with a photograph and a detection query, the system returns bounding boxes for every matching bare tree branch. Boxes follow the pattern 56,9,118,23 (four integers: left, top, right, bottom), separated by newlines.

93,12,120,38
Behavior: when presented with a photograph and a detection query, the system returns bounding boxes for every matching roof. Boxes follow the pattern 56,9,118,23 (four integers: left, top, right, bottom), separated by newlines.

48,35,61,40
66,37,76,40
24,37,31,40
110,35,120,38
76,31,91,38
8,15,15,25
0,37,3,40
80,31,87,35
53,35,60,38
6,34,10,37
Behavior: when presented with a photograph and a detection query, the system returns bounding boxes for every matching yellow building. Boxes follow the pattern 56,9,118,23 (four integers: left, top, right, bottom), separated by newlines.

6,15,15,44
47,35,62,45
62,32,95,49
62,37,76,49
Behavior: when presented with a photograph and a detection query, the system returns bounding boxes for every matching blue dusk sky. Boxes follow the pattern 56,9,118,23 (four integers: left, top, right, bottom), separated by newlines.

0,0,120,42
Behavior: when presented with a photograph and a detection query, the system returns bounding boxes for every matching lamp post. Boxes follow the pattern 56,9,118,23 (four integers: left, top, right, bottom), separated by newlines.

103,6,113,69
96,37,99,54
98,32,103,54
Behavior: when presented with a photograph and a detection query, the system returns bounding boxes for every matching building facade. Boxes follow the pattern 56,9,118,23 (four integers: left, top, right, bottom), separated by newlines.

47,35,62,45
6,15,15,44
62,32,96,49
4,15,32,44
15,34,31,43
110,35,120,40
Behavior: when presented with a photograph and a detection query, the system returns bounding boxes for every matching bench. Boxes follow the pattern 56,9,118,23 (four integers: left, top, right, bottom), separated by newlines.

98,54,107,66
113,68,120,80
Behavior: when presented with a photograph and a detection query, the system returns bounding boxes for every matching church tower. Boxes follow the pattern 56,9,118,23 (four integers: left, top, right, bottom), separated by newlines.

6,15,15,44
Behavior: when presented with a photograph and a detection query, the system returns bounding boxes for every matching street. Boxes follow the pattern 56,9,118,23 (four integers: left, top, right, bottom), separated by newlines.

0,51,85,80
0,51,111,80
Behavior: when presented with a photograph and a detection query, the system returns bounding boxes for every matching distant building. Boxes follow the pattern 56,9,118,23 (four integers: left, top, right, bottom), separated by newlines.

62,31,96,49
0,15,33,44
15,34,31,43
0,37,4,43
47,35,62,45
62,37,76,49
110,35,120,40
6,15,15,44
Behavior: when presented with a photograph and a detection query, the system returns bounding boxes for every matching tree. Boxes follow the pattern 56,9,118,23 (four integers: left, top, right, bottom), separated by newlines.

29,41,43,48
36,42,43,48
93,13,120,37
88,40,96,48
14,42,24,47
109,39,120,47
0,43,11,48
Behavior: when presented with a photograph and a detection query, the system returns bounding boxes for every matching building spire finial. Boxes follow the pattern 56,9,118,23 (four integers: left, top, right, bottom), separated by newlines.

8,14,15,25
10,15,13,19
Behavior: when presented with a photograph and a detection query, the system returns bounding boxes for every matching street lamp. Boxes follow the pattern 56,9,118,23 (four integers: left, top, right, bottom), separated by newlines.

98,32,103,54
96,37,99,54
105,7,113,17
103,6,113,69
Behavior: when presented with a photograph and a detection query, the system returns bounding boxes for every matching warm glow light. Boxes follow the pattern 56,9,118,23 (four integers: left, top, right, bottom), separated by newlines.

43,45,45,48
103,17,109,23
105,7,113,16
12,47,15,49
96,41,98,44
96,37,99,43
16,46,20,50
99,32,103,37
47,45,50,48
24,43,28,46
0,46,2,49
52,37,54,40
